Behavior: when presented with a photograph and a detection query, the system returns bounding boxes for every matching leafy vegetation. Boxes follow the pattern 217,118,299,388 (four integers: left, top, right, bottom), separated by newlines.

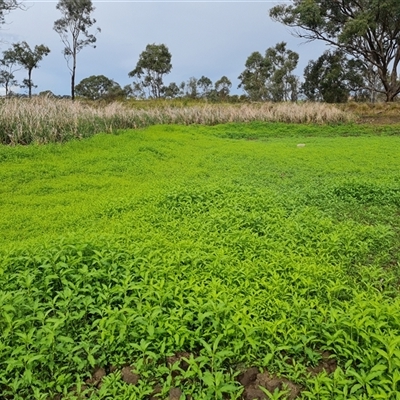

128,43,172,99
270,0,400,102
75,75,125,101
238,42,299,102
0,123,399,398
302,50,366,103
3,41,50,99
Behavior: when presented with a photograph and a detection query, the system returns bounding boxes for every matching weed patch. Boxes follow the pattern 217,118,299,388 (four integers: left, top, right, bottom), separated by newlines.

0,123,399,398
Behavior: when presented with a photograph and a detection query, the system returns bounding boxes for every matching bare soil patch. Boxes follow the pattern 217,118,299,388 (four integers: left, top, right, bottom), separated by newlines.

238,368,301,400
64,350,339,399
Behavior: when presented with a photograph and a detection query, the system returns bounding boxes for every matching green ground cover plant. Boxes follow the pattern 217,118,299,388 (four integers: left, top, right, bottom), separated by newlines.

0,123,399,399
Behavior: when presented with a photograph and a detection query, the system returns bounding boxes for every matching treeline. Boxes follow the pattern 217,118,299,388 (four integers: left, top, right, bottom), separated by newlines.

0,41,386,104
70,42,388,103
0,0,399,102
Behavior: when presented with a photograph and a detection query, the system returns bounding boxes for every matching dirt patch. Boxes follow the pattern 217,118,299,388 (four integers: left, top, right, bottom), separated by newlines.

149,385,187,400
62,350,338,399
169,387,184,399
307,351,337,376
238,368,301,400
167,351,191,371
72,354,193,399
108,365,118,374
121,365,140,385
238,367,259,386
149,383,163,400
86,367,106,388
79,366,107,396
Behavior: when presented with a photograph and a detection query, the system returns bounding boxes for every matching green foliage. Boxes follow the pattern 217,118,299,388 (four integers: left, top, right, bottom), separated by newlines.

0,48,20,96
75,75,125,100
269,0,400,101
266,42,299,102
0,124,399,398
238,51,270,101
184,76,198,99
303,50,365,103
214,76,232,101
239,42,299,102
3,41,50,98
197,76,213,99
333,183,400,207
162,81,181,99
128,43,172,99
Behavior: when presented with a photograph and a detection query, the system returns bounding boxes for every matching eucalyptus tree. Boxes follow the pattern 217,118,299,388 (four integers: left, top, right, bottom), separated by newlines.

266,42,299,102
238,42,299,102
303,50,366,103
163,82,180,99
0,49,20,97
270,0,400,101
54,0,100,100
185,77,198,99
238,51,270,101
214,76,232,100
197,76,213,98
4,42,50,98
128,43,172,99
0,69,17,96
75,75,124,100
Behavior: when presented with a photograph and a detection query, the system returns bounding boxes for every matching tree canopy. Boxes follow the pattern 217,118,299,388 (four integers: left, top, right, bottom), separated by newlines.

213,76,232,101
303,50,365,103
270,0,400,101
4,42,50,98
128,43,172,99
162,82,181,99
0,49,20,97
185,77,198,99
238,42,299,102
75,75,124,100
238,51,270,101
197,76,213,98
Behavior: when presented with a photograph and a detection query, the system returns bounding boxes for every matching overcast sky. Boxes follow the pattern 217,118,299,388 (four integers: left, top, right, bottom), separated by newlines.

1,0,327,96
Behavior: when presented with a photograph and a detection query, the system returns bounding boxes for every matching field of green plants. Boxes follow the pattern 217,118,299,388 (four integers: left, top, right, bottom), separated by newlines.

1,122,400,399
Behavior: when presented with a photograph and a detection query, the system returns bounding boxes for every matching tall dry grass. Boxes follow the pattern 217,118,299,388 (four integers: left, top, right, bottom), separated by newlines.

0,98,352,145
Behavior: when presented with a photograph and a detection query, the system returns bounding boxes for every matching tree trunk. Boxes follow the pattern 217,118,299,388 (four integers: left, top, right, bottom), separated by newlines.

28,68,32,99
386,90,397,102
71,49,77,101
71,71,75,101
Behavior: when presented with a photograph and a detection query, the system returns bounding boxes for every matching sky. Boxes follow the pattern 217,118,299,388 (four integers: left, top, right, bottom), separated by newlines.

0,0,327,97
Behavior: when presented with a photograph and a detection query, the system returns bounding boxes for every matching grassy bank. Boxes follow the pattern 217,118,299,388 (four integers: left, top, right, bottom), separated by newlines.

1,123,399,399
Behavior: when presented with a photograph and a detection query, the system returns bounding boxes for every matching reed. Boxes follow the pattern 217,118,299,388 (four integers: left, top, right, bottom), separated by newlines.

0,98,352,144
